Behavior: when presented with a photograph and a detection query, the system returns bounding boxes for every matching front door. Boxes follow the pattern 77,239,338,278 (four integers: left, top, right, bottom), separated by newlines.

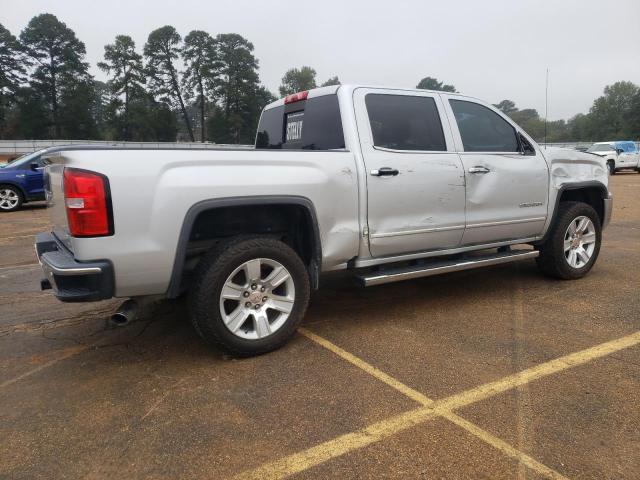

442,97,549,245
354,88,466,257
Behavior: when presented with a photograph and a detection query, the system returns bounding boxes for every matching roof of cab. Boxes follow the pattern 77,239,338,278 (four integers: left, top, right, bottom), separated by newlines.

263,84,480,111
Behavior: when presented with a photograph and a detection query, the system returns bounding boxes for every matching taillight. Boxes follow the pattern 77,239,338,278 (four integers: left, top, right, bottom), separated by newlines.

63,168,113,237
284,90,308,104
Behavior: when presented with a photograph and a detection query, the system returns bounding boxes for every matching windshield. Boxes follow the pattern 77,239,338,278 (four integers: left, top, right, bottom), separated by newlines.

587,144,615,153
0,150,46,169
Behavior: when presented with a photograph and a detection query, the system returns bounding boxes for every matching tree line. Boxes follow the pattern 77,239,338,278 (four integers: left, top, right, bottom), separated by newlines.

1,15,638,144
0,15,341,144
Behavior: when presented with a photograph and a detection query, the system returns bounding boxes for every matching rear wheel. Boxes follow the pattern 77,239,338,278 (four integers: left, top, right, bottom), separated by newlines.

536,202,601,280
189,237,310,356
0,186,23,212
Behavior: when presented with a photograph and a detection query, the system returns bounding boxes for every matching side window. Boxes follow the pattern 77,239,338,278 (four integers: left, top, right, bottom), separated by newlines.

365,94,446,151
449,100,519,152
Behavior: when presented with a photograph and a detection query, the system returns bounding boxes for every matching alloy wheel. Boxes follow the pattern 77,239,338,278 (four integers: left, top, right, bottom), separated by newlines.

0,189,19,210
219,258,295,340
563,216,597,269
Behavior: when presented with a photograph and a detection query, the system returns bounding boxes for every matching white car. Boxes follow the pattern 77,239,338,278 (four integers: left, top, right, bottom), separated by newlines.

587,141,640,175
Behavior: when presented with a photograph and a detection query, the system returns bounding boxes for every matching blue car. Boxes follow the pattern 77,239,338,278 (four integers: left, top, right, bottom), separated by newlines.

0,149,48,212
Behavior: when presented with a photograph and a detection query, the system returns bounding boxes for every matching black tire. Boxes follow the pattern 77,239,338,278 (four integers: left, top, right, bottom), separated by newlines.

608,161,616,175
188,236,310,356
0,185,23,212
535,201,602,280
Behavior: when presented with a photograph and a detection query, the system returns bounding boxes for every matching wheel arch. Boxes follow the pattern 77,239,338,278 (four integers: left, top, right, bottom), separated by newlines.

0,181,27,200
536,181,608,244
167,195,322,298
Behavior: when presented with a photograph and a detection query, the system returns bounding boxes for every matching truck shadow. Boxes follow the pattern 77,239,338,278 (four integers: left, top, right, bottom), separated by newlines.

112,260,548,360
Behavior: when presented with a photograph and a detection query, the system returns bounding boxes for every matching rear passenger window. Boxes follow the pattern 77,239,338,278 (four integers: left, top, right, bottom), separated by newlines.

365,94,446,151
449,100,518,152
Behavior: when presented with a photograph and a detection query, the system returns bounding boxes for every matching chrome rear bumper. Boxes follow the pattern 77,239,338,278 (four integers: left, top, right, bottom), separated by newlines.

35,232,114,302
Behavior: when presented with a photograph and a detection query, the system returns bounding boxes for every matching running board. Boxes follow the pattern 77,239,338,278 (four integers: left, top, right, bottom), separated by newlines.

357,250,539,287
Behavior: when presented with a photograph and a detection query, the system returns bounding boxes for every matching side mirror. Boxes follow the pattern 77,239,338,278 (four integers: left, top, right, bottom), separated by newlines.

616,148,624,155
30,162,40,171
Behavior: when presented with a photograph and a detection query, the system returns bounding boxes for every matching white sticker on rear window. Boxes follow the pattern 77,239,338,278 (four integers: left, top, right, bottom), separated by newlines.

286,112,304,143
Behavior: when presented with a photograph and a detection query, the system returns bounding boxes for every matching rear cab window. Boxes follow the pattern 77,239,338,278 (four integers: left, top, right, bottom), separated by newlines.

255,94,345,150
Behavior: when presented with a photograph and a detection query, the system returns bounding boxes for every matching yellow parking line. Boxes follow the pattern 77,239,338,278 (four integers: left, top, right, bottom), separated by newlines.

300,328,566,480
299,327,434,406
440,411,567,480
234,406,439,480
437,330,640,412
234,329,640,479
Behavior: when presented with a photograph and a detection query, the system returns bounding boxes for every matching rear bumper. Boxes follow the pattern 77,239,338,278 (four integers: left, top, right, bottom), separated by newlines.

35,232,114,302
602,193,613,230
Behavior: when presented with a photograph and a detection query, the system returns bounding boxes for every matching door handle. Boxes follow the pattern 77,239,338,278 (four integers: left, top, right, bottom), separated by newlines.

370,167,399,177
468,166,490,174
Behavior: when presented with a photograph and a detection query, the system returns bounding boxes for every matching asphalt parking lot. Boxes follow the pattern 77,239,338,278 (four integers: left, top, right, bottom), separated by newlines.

1,174,639,479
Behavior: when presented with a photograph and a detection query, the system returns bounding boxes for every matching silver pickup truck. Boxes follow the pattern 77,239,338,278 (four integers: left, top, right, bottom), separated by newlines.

36,85,612,356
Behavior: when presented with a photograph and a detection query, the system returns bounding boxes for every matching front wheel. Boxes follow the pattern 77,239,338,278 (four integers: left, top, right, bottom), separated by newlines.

608,161,616,175
0,186,23,212
535,201,602,280
189,237,310,356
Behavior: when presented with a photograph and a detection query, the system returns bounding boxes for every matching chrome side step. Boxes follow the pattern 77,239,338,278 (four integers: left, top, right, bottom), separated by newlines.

357,250,539,287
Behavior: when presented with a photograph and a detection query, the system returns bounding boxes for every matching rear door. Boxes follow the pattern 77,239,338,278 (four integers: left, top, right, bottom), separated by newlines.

442,96,549,245
354,88,466,257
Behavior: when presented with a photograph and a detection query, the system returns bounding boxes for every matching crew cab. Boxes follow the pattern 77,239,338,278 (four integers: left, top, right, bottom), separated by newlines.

587,141,640,174
35,85,612,356
0,149,47,212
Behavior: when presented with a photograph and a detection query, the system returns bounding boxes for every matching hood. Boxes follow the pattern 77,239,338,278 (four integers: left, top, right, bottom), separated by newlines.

588,151,614,157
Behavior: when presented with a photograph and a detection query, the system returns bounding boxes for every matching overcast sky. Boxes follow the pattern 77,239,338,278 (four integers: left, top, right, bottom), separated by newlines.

2,0,639,119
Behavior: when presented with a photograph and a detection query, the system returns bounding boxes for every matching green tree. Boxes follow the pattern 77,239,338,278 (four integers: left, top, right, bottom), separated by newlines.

625,91,640,139
182,30,218,142
321,76,341,87
416,76,457,92
20,13,93,138
211,33,263,143
0,23,26,137
493,100,517,115
587,81,639,139
566,113,591,141
58,79,98,139
279,66,317,96
2,87,48,139
98,35,147,140
144,26,194,141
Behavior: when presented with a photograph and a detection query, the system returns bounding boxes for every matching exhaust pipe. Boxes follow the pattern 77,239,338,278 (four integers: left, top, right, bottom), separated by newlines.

110,299,138,326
